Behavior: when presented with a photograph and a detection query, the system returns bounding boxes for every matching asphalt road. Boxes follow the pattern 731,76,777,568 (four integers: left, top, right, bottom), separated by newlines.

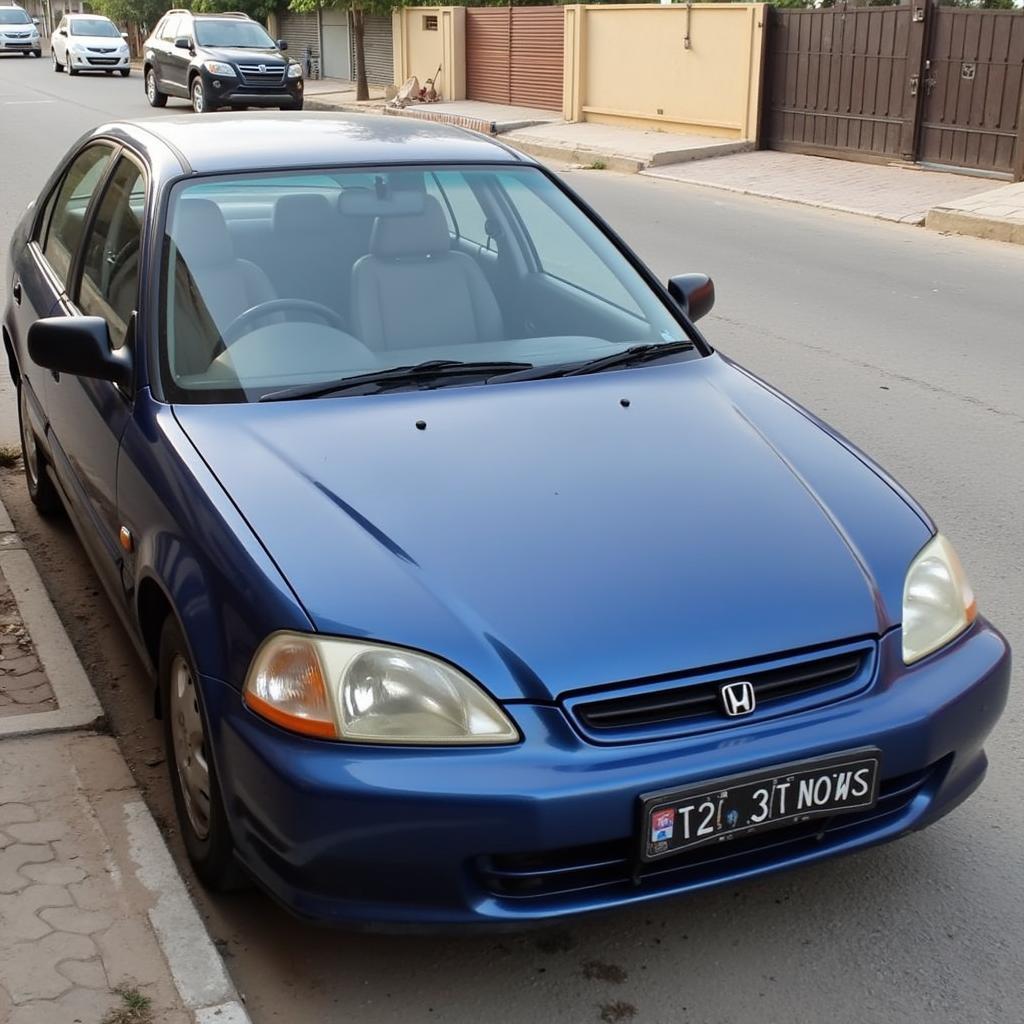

2,55,1023,1024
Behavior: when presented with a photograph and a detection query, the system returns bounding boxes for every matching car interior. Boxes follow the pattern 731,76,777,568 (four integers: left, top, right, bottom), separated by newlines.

162,167,685,399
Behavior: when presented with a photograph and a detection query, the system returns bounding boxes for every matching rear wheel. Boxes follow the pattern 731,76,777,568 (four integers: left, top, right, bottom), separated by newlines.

159,616,240,889
145,68,166,107
17,385,60,516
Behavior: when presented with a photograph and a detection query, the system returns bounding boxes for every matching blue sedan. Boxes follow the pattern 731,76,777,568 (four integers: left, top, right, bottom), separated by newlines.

2,114,1010,927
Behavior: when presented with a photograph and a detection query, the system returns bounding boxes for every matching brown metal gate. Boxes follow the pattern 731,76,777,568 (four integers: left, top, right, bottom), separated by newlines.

917,9,1024,177
764,4,1024,180
466,6,563,111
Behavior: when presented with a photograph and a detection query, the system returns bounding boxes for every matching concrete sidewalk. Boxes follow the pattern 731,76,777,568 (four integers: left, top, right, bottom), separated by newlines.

0,500,249,1024
644,150,1000,226
926,180,1024,246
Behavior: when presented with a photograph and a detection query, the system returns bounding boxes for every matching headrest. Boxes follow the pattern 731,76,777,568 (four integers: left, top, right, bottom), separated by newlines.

370,195,450,259
273,193,332,233
173,198,233,271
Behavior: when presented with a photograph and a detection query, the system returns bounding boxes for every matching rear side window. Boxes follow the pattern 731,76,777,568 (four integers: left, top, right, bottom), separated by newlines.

78,157,146,349
42,145,114,286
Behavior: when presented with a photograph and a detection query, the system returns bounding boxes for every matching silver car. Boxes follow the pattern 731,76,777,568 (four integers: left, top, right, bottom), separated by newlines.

0,4,41,58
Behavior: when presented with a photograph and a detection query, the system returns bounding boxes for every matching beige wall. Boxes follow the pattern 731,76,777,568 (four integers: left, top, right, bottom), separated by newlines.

392,6,466,101
563,4,767,141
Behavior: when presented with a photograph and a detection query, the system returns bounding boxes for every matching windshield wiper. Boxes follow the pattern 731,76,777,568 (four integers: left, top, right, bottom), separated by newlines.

259,360,534,403
488,340,696,383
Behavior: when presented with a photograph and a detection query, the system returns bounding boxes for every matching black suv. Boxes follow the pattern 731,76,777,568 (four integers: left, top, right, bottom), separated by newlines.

143,9,302,113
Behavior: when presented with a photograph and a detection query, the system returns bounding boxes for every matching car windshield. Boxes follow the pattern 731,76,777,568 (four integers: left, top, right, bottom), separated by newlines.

160,165,693,403
0,8,31,23
193,18,274,48
70,17,119,36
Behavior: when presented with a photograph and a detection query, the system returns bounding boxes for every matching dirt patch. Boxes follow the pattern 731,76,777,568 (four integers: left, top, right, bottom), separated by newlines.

583,960,629,984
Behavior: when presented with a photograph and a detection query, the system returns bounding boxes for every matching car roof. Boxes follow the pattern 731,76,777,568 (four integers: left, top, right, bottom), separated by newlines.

114,112,529,175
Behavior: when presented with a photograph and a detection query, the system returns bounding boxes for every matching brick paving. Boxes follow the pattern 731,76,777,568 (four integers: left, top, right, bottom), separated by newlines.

0,734,191,1024
643,150,1000,225
0,571,55,720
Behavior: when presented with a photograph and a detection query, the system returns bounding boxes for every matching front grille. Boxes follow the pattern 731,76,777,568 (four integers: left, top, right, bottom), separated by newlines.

478,762,940,903
566,644,872,742
86,57,119,65
237,63,285,86
87,46,116,52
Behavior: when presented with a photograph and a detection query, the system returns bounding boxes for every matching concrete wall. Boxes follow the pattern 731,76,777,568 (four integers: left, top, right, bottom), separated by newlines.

392,6,466,101
563,3,767,140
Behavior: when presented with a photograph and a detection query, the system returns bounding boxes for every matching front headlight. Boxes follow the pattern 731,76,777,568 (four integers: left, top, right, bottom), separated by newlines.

203,60,236,77
902,534,976,664
243,633,519,745
287,61,302,79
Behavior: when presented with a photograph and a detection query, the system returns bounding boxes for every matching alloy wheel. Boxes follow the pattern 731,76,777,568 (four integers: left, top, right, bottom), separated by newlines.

168,654,211,840
191,78,205,114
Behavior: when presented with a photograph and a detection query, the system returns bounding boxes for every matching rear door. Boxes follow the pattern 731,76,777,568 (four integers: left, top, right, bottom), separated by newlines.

46,152,146,604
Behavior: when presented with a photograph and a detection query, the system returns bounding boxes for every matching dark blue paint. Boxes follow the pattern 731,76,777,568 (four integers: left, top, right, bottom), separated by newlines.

2,117,1011,927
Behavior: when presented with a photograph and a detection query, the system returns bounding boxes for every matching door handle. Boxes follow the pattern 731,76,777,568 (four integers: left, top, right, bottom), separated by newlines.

11,279,21,304
909,74,919,97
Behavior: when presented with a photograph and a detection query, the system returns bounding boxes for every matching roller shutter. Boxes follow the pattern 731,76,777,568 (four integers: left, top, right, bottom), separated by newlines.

351,13,393,87
279,9,319,66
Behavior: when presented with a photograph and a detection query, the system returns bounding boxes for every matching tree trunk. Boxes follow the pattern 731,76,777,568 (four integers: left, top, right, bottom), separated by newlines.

352,7,368,102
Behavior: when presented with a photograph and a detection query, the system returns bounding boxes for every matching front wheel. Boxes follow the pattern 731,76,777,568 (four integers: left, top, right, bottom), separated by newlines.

159,617,240,889
281,99,304,111
17,385,61,516
119,68,129,77
66,58,77,76
51,50,62,72
191,76,213,114
145,68,167,107
105,69,113,75
32,49,41,58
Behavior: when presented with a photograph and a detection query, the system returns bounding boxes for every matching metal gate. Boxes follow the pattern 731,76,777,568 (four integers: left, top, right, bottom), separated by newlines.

351,13,393,87
764,3,1024,180
466,6,563,111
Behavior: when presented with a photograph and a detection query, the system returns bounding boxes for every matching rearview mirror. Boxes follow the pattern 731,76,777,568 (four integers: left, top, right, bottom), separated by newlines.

174,35,191,50
667,274,715,323
28,317,132,388
277,38,288,50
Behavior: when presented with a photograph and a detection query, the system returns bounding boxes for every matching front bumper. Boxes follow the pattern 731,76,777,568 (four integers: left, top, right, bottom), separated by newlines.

201,622,1010,927
2,39,38,51
202,69,302,107
68,51,129,69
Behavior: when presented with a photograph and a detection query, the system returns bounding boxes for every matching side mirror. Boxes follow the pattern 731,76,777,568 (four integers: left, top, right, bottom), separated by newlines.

174,35,191,50
58,28,66,36
121,31,129,40
32,16,39,24
28,317,132,389
277,38,288,50
667,273,715,323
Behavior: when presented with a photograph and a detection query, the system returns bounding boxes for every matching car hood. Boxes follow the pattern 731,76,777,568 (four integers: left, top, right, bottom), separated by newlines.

65,34,124,46
204,45,285,64
173,354,930,701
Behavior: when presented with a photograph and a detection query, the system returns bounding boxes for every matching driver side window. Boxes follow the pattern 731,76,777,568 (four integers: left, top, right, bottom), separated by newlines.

77,157,146,349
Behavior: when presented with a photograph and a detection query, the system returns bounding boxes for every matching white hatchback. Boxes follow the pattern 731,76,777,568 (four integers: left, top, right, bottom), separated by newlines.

0,5,41,57
51,12,129,76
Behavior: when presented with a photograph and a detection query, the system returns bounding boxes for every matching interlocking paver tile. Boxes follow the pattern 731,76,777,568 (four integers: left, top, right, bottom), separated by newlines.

4,823,65,845
18,861,85,887
55,955,107,989
0,884,74,943
0,931,97,1002
39,906,113,935
0,806,35,828
0,845,53,895
4,985,120,1024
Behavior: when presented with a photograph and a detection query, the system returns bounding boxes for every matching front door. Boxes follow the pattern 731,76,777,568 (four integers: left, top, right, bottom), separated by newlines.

46,152,146,604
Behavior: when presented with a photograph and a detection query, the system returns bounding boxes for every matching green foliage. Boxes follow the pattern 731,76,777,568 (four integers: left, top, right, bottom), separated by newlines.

89,0,165,32
193,0,279,20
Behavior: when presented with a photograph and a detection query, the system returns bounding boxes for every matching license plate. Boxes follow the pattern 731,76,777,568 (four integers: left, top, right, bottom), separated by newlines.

640,749,880,862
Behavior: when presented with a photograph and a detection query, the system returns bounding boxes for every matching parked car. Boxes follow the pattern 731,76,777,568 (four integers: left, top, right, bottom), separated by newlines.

0,3,41,57
3,115,1010,928
51,13,130,77
143,8,302,113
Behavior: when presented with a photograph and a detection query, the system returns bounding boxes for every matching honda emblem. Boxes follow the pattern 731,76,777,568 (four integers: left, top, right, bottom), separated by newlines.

720,680,756,718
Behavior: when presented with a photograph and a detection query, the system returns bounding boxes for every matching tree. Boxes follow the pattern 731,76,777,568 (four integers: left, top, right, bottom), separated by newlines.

192,0,279,21
289,0,394,101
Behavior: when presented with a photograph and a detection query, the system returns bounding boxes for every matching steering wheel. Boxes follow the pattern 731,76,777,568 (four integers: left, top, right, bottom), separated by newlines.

221,298,347,346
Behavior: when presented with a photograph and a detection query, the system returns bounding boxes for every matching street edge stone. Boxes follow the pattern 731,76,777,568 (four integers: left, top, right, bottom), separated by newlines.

125,800,252,1023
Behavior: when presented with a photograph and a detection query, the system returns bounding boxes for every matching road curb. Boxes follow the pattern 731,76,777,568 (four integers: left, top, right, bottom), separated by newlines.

925,206,1024,246
0,491,252,1024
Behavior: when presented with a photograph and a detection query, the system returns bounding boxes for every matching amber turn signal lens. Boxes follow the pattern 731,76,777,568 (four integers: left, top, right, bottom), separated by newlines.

243,639,337,740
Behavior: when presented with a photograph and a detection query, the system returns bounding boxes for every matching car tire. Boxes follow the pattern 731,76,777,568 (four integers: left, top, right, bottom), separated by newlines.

32,49,41,57
159,616,242,890
66,58,77,76
17,385,61,517
282,99,304,111
105,69,113,75
191,76,213,114
119,68,129,77
145,68,167,107
52,50,61,72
